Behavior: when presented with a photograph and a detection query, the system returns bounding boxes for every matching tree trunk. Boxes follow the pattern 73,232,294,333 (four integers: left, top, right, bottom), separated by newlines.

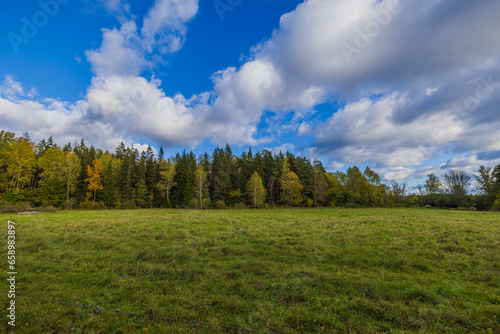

254,180,256,209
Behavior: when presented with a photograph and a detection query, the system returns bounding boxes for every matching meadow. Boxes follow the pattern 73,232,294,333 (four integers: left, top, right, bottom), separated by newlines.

1,208,499,333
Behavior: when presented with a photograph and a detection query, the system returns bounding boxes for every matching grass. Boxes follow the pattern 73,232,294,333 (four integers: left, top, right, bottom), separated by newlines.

1,208,499,333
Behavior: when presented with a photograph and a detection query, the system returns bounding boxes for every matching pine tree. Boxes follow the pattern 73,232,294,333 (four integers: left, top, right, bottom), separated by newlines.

311,160,328,206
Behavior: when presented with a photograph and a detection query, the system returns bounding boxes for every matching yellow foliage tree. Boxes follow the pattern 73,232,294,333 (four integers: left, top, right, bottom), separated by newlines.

247,171,266,209
85,159,104,203
194,163,208,209
280,159,303,206
37,147,65,187
157,158,176,204
3,137,36,192
61,152,81,209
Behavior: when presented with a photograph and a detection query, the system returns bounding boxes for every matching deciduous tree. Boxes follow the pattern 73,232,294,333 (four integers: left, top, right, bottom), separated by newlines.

280,160,303,206
85,159,104,203
3,137,36,192
443,169,471,207
157,158,176,205
194,163,208,209
61,152,80,209
247,171,266,209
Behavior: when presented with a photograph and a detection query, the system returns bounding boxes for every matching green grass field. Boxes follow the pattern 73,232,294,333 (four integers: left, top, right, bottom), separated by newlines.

2,208,499,333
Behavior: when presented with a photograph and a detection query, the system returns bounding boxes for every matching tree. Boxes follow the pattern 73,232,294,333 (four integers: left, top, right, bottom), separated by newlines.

61,152,80,209
34,177,66,207
475,165,497,210
363,167,385,205
390,180,407,203
37,147,65,186
416,185,426,207
0,131,16,192
493,164,500,192
85,159,104,203
476,166,495,195
345,167,370,205
311,160,328,206
247,171,266,209
326,172,345,206
425,173,442,206
172,151,197,206
280,160,303,206
194,163,208,209
156,158,176,205
3,137,36,192
443,169,471,207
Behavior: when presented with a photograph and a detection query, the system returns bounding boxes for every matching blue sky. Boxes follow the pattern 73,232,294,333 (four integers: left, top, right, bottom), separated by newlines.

1,0,500,187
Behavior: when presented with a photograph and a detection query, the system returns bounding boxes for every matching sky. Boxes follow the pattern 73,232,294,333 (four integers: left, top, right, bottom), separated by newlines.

1,0,499,188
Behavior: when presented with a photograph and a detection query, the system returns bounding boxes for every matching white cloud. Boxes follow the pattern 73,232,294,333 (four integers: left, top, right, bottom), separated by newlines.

84,75,214,146
141,0,199,54
2,0,500,184
132,143,157,155
313,94,463,167
264,143,296,156
85,21,145,77
377,167,415,182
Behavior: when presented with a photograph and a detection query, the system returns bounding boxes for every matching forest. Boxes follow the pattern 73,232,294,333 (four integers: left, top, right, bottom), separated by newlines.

1,130,499,211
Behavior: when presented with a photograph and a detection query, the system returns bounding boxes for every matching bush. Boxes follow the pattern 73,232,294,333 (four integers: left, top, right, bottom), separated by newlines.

492,195,500,211
0,203,32,213
202,198,212,210
306,198,314,208
121,200,135,210
40,205,57,213
215,200,226,210
79,201,107,210
1,192,19,203
232,202,247,210
190,198,200,209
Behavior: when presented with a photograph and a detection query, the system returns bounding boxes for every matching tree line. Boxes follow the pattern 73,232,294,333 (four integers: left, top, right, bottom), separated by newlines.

1,130,499,210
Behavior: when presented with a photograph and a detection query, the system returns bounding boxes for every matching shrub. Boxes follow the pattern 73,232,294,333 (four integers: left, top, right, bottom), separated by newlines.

1,192,19,203
0,203,32,213
122,200,135,210
307,198,314,208
79,201,107,210
40,205,57,213
232,202,247,210
190,198,200,209
202,198,212,210
492,195,500,211
215,200,226,210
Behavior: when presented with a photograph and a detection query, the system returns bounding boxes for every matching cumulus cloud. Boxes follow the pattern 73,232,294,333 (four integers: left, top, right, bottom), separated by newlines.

141,0,199,54
1,0,500,183
85,21,145,77
313,94,463,167
248,0,500,177
84,75,214,146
